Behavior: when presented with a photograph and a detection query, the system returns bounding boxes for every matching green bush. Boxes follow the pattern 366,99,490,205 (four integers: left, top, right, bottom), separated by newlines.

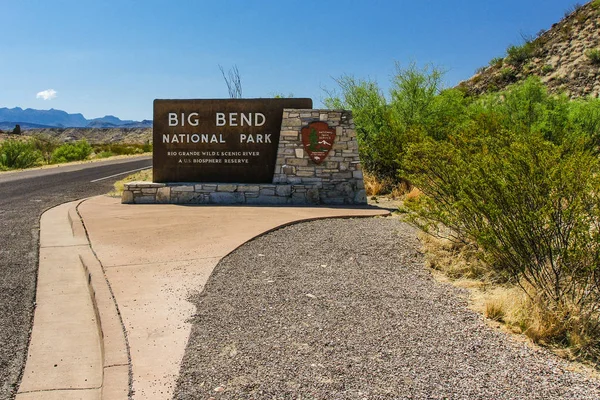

324,63,469,182
324,74,397,180
586,48,600,65
405,122,600,360
31,134,60,164
402,78,600,359
97,151,115,158
506,42,536,65
327,62,600,359
51,140,93,163
92,142,150,156
489,57,503,67
0,139,41,169
569,97,600,149
142,140,152,153
499,67,517,83
541,64,554,74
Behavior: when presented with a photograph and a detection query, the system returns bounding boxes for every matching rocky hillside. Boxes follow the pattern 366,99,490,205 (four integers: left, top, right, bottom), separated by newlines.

459,0,600,97
20,127,152,144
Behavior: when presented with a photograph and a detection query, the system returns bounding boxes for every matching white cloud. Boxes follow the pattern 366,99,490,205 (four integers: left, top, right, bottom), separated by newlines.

36,89,57,100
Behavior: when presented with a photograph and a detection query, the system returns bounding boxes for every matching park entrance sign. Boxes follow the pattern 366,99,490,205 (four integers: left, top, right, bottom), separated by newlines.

125,102,368,205
153,98,312,183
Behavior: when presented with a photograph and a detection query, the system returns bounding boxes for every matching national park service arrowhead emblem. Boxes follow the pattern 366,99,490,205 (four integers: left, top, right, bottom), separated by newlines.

301,121,336,165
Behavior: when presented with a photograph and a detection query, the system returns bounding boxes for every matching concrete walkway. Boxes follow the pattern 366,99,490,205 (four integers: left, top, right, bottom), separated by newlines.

20,195,388,399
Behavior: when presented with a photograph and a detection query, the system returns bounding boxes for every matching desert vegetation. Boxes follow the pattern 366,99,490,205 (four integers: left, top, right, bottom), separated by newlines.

587,48,600,64
325,65,600,364
0,135,151,171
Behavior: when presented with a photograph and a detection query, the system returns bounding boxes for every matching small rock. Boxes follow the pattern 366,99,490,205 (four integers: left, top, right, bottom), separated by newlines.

214,386,225,392
306,293,317,299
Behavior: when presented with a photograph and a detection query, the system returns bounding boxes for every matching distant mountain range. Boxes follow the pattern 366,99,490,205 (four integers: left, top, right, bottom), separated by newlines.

0,107,152,130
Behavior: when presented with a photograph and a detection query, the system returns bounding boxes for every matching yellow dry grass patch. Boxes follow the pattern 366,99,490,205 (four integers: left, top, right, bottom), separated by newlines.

364,173,388,196
420,233,489,280
108,168,153,197
419,231,600,372
405,187,422,201
364,172,411,198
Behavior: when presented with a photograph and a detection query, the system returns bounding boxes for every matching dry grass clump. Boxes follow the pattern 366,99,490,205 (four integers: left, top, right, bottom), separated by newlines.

364,172,391,196
420,233,490,281
108,168,152,197
404,187,422,201
478,285,598,360
420,232,600,364
364,172,411,198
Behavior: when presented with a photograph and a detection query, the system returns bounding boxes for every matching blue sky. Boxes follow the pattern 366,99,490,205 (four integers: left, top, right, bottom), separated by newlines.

1,0,580,120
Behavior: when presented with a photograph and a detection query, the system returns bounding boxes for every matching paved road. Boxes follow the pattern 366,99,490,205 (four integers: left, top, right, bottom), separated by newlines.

0,156,152,400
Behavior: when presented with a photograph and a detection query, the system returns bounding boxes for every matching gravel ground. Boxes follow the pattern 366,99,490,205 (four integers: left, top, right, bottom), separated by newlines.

175,217,600,400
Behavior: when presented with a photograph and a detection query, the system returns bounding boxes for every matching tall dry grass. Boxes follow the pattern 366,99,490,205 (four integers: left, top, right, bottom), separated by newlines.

364,172,411,198
421,232,600,364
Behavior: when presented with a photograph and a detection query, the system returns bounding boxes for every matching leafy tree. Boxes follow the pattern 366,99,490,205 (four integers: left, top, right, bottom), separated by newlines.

12,124,21,135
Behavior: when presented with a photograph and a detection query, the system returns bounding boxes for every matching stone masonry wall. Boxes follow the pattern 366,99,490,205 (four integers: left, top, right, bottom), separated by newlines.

122,109,366,205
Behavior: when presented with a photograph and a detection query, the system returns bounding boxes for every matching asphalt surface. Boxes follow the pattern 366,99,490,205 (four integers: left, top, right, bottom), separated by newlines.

0,156,151,400
176,217,600,399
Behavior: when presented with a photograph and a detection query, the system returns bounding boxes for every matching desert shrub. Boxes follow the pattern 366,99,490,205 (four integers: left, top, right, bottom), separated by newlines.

499,67,517,83
97,151,115,158
142,140,152,153
569,97,600,148
475,66,486,74
489,57,503,67
324,63,469,183
564,2,584,17
541,64,554,74
51,139,93,163
403,86,600,359
323,74,398,181
586,48,600,65
506,42,536,65
0,139,40,169
92,143,148,156
31,134,60,164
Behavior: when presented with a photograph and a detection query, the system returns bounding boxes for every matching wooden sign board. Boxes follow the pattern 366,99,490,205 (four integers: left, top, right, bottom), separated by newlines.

153,98,312,183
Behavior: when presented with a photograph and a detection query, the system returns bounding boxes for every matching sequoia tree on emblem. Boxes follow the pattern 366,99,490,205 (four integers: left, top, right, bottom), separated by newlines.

301,121,336,165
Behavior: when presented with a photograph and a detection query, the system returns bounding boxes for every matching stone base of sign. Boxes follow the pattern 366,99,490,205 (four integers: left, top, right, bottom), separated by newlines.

122,109,366,205
122,181,366,205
